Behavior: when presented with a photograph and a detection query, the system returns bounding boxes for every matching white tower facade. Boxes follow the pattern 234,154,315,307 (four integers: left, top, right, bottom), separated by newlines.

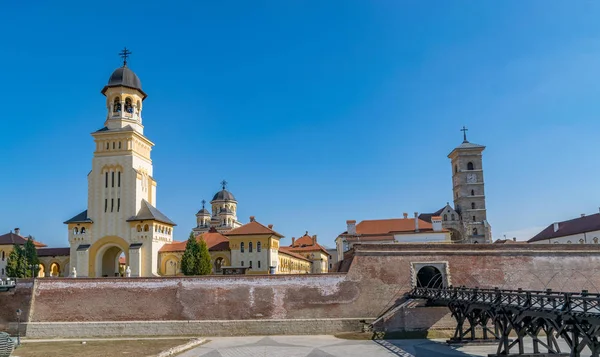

65,51,176,277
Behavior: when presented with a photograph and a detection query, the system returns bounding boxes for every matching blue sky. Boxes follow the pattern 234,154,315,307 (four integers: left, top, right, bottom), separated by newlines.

1,1,600,248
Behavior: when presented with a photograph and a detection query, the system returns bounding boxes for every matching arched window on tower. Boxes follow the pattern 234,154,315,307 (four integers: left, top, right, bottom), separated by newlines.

471,202,476,209
467,162,474,170
451,214,455,220
454,164,458,173
240,242,245,253
73,227,78,234
125,97,133,114
257,242,261,252
594,237,599,244
249,242,253,253
113,97,121,113
144,224,149,232
81,227,86,234
471,189,475,196
443,214,448,221
473,228,478,235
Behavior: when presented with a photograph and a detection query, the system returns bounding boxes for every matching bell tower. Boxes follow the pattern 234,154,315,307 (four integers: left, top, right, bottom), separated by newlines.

448,127,492,243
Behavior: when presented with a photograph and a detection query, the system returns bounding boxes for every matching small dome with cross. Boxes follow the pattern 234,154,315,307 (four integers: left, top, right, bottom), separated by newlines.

211,180,236,202
101,47,147,99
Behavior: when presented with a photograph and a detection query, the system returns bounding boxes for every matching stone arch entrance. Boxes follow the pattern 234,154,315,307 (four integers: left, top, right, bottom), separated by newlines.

49,262,61,277
416,266,443,288
90,236,130,277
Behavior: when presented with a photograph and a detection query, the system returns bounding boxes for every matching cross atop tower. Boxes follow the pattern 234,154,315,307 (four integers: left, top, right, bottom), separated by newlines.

119,47,132,67
221,180,228,190
461,126,469,143
201,199,206,209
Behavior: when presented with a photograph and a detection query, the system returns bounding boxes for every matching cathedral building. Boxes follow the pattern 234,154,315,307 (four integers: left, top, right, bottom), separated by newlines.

64,51,176,277
192,181,243,235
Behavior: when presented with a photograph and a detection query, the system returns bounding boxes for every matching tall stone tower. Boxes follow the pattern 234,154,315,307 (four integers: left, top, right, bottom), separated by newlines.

448,128,492,243
64,49,176,277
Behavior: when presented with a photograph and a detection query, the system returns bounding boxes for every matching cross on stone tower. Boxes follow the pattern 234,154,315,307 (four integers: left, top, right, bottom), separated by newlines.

119,47,132,67
461,126,469,143
201,199,206,209
221,180,228,190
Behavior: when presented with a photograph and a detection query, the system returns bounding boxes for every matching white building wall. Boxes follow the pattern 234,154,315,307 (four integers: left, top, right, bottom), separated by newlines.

393,231,450,243
530,229,600,244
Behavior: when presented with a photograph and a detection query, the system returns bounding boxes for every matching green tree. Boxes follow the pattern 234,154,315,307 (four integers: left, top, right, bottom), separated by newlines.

24,237,40,277
6,245,27,278
196,237,212,275
180,233,199,275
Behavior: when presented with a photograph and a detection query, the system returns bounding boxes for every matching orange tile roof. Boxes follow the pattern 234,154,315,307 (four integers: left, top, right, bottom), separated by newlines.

356,218,433,235
159,231,230,252
226,220,283,237
278,246,311,262
0,232,47,247
289,232,329,254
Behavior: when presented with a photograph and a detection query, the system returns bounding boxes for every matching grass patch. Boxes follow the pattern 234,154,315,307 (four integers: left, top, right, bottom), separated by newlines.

335,329,455,340
14,338,194,357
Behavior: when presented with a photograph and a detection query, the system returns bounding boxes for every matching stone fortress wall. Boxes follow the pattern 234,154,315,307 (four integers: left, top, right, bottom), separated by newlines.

2,244,600,337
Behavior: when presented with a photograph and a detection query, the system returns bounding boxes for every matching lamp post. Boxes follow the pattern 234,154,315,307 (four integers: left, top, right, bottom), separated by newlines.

30,263,39,279
15,309,22,345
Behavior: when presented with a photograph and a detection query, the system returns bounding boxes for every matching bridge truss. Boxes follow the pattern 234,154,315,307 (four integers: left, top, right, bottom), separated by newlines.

410,286,600,357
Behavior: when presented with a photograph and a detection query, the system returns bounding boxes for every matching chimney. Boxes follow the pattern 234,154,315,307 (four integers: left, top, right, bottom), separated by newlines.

292,237,296,246
513,237,517,242
431,217,442,232
14,228,20,236
414,212,419,232
581,214,586,218
346,220,356,235
403,212,408,219
553,223,559,232
249,216,255,222
312,235,317,245
268,224,273,229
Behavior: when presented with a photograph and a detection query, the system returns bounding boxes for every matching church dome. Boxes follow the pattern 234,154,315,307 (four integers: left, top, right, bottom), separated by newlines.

101,66,147,99
212,189,236,202
196,208,210,216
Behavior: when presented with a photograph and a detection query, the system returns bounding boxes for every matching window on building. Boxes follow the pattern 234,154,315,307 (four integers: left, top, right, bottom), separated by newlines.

104,199,108,212
472,216,476,221
451,214,455,220
257,242,261,252
1,268,3,275
81,227,86,234
106,142,109,150
240,242,244,253
73,227,78,234
241,261,244,266
112,172,115,187
105,172,108,188
118,172,121,187
473,228,478,235
454,164,458,173
112,142,115,149
594,237,599,244
125,97,133,113
579,239,585,244
471,189,475,196
258,261,261,268
111,198,114,212
118,142,122,149
471,202,476,209
329,263,332,269
443,214,448,221
117,198,120,212
567,240,572,244
249,261,253,268
467,162,474,170
144,224,149,232
2,251,5,261
137,225,142,232
249,242,253,253
113,97,121,112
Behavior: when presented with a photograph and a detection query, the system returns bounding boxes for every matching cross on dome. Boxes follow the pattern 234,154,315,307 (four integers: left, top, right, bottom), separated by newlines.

201,199,206,208
119,47,132,67
221,180,228,190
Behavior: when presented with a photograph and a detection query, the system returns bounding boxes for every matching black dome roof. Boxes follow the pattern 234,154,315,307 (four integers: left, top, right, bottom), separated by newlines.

212,189,236,202
101,66,147,99
196,208,210,215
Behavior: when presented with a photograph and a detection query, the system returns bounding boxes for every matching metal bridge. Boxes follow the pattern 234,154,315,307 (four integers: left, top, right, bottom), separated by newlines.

409,286,600,357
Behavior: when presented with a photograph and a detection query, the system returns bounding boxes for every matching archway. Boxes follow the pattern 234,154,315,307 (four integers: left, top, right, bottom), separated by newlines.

416,266,443,288
37,264,46,278
214,257,224,273
165,258,179,276
98,245,125,277
50,262,60,277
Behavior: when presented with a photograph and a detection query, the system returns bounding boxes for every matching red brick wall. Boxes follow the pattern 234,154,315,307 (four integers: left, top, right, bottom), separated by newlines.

28,244,600,323
0,279,34,331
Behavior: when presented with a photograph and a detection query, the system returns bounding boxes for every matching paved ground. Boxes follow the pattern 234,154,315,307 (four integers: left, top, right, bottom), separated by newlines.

177,335,484,357
178,335,587,357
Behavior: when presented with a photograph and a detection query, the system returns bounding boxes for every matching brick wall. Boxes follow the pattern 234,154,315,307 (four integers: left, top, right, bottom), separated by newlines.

0,279,34,331
24,244,600,334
